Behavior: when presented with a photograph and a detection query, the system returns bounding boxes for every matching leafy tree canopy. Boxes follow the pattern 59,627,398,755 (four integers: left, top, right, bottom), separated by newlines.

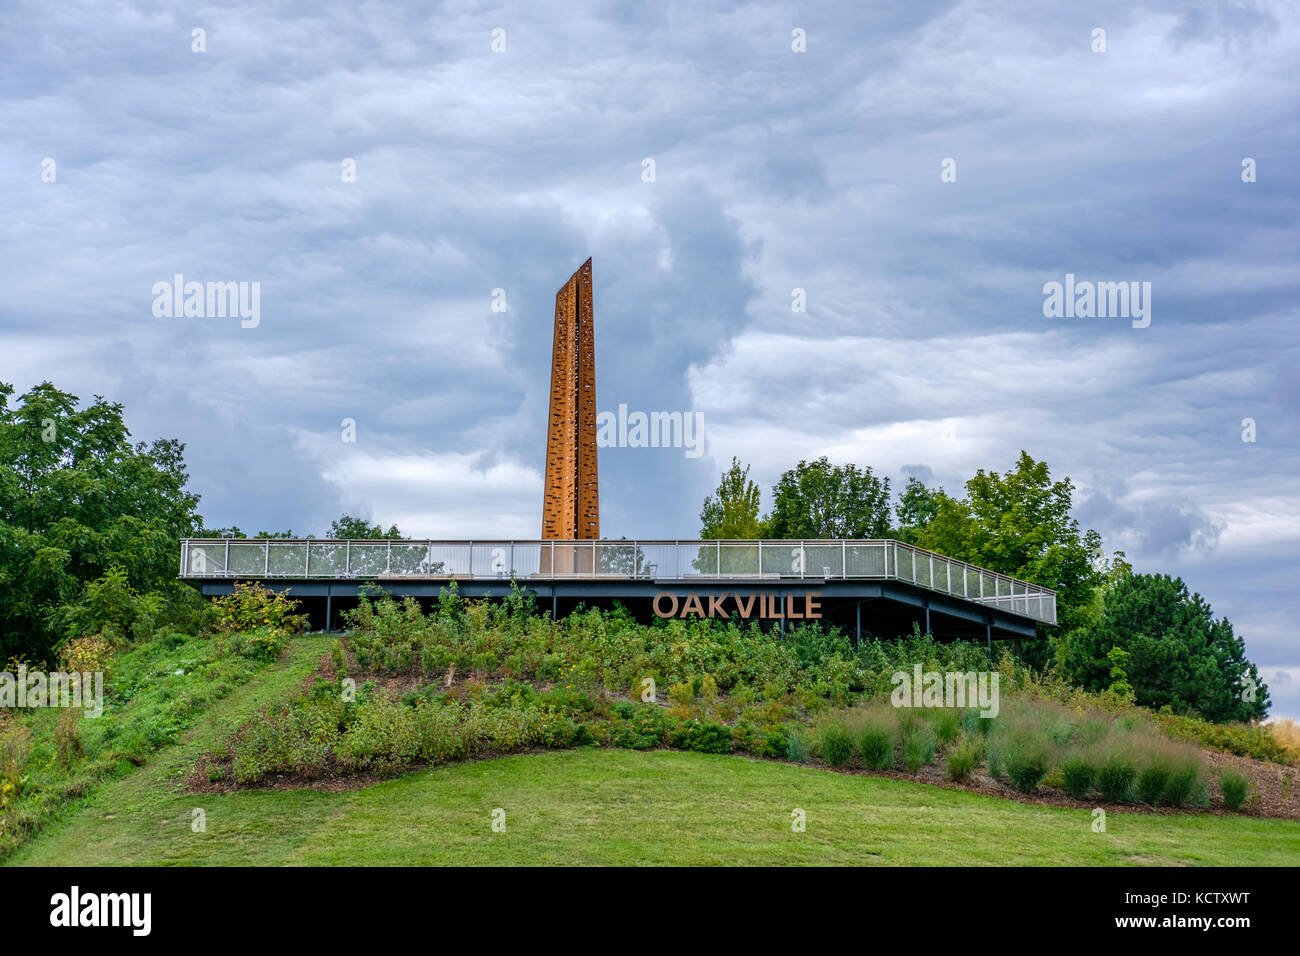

327,514,402,539
894,476,944,544
1060,572,1268,722
766,457,892,539
0,381,202,661
910,451,1105,634
699,457,765,539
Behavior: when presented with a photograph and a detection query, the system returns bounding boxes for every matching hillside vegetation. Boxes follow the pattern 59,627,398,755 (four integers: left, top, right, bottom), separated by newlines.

199,584,1297,816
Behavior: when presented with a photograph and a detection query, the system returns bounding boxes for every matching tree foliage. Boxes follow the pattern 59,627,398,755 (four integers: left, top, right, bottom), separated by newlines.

699,457,764,539
910,451,1104,634
766,457,892,539
0,382,202,661
327,514,403,540
894,476,944,544
1060,572,1268,722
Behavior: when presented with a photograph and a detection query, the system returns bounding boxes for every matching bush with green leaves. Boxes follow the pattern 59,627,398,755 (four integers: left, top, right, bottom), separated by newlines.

944,736,981,782
1136,760,1172,805
612,704,668,750
212,582,305,662
819,723,855,767
57,567,163,645
1003,736,1050,793
1060,757,1096,799
785,726,811,763
1220,770,1249,810
858,722,896,770
1097,755,1137,802
669,719,733,755
902,724,937,773
927,708,961,746
1162,759,1201,808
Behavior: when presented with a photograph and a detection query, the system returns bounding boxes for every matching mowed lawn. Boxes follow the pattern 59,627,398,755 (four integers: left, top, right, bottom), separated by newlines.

12,745,1300,866
8,635,1299,866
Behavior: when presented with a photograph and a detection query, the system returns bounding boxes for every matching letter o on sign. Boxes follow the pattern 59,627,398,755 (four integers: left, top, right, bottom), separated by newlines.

652,592,679,617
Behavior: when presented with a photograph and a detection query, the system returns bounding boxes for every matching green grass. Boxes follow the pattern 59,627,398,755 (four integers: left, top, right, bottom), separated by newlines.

11,632,1300,866
1,632,330,861
12,747,1300,866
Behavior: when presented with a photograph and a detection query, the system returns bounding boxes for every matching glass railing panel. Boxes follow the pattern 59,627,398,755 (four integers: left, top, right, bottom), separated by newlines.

228,541,265,576
803,544,844,577
267,542,307,576
845,543,885,576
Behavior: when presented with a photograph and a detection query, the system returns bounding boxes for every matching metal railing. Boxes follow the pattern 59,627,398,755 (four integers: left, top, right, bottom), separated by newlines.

179,538,1057,624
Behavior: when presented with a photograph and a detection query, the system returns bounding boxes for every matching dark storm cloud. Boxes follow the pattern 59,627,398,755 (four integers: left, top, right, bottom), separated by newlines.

1,0,1297,713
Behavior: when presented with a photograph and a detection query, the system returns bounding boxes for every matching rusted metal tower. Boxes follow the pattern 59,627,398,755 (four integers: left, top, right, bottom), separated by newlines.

541,258,599,546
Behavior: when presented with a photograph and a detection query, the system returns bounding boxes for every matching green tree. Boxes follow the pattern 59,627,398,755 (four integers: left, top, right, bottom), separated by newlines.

0,381,202,661
1105,645,1135,701
327,514,402,539
1060,572,1268,722
893,476,944,544
912,451,1103,635
766,457,892,539
699,457,765,538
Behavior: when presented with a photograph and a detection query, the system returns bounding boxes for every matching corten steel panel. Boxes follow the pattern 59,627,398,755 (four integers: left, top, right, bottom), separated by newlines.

541,259,599,563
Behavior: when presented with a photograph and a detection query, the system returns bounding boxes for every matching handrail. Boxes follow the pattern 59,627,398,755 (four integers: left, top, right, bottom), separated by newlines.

178,537,1057,624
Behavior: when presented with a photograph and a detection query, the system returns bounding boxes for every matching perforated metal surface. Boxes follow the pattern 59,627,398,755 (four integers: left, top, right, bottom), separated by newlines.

541,258,599,544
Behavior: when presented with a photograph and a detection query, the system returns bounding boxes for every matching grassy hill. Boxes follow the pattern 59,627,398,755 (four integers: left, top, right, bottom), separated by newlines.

8,633,1300,867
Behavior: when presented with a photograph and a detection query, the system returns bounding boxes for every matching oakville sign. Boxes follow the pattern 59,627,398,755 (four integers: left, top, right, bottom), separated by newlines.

652,591,823,620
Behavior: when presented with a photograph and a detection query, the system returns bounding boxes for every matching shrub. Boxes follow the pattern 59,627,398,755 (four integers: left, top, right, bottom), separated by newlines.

58,634,115,674
343,595,426,673
612,704,666,750
54,711,85,769
57,566,162,644
535,654,562,682
819,724,854,767
213,582,307,638
222,626,291,663
944,737,981,782
902,724,937,773
1220,770,1249,810
785,726,811,763
928,708,961,746
1136,760,1171,805
1153,712,1290,766
684,721,733,754
1003,736,1049,793
1163,760,1200,808
699,674,719,703
1060,757,1096,799
859,723,896,770
667,682,695,707
0,719,31,808
1097,755,1137,802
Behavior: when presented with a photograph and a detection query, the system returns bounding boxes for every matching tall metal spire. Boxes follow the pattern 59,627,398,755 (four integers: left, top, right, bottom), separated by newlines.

541,258,599,541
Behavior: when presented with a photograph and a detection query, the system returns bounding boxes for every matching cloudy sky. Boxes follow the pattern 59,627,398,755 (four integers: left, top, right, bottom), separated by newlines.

3,1,1297,715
